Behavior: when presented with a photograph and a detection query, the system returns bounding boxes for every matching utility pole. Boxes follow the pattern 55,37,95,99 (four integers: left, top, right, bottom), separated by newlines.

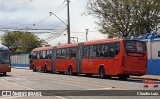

86,29,89,41
67,0,71,44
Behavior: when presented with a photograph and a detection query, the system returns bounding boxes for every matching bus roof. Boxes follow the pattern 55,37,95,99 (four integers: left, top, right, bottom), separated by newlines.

0,44,9,50
32,46,53,52
57,43,78,48
83,38,123,45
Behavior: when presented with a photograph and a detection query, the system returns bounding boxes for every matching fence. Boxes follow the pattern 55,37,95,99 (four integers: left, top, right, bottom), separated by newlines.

10,54,30,67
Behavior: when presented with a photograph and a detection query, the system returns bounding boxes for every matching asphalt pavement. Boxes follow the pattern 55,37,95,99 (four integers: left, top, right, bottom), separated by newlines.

0,67,159,99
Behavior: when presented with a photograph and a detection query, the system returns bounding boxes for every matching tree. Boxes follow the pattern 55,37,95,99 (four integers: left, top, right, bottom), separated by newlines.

1,31,47,54
86,0,160,38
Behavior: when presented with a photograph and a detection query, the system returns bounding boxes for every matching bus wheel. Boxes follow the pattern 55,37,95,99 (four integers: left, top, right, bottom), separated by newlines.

68,66,72,75
99,67,105,79
2,72,6,76
33,66,36,72
119,75,129,80
44,66,47,73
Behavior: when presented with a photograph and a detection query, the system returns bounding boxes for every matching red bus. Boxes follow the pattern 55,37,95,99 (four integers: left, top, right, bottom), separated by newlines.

0,44,11,75
30,46,53,72
30,39,147,80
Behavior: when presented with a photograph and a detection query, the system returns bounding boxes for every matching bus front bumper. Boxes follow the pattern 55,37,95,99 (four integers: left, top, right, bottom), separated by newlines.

0,65,11,73
122,69,147,75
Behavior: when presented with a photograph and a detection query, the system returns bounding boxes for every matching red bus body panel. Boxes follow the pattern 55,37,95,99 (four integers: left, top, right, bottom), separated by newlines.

0,65,11,73
55,43,78,73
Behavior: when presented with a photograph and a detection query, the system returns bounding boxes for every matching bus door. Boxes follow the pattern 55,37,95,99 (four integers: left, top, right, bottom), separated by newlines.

56,49,63,71
81,46,89,73
60,49,66,71
88,45,97,74
124,40,147,70
108,42,120,75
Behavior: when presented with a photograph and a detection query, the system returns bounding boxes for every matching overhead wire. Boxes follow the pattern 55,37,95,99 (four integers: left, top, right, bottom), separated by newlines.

45,28,66,42
33,15,51,25
53,0,66,13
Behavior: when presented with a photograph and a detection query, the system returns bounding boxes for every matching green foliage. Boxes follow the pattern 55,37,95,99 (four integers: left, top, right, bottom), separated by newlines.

86,0,160,38
1,31,47,54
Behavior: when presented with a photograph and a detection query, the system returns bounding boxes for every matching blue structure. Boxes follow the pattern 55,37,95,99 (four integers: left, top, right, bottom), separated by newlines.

140,33,160,75
148,59,160,75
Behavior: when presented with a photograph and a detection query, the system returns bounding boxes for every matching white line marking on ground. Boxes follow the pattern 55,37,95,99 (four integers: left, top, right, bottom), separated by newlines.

86,87,112,90
1,79,68,99
0,96,22,99
2,79,35,90
55,96,68,99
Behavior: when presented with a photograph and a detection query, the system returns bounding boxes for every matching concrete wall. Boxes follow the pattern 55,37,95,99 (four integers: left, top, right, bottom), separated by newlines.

146,39,160,59
147,59,160,75
10,54,30,67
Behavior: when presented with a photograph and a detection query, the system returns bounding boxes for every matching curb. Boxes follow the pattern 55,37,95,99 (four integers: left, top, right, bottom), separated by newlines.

11,67,30,70
130,76,160,81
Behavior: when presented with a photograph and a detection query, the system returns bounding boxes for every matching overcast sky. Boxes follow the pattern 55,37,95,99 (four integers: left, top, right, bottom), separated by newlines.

0,0,107,45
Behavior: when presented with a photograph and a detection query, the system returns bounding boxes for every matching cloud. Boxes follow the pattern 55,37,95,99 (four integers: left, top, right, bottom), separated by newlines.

0,0,107,46
0,0,32,12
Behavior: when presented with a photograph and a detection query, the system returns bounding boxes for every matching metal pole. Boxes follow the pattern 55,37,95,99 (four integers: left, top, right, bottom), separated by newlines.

67,0,71,44
7,32,9,48
77,37,78,43
86,29,89,41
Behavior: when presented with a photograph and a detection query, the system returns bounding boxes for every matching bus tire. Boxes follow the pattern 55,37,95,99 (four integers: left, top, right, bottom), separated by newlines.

119,75,129,80
43,66,47,73
68,66,72,75
99,67,106,79
2,72,6,76
33,66,36,72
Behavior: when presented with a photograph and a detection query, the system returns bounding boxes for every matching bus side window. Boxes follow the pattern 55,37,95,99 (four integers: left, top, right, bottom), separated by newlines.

61,49,66,59
101,44,106,57
71,47,76,58
83,46,89,58
108,43,116,58
56,49,61,59
66,48,71,59
37,52,40,59
89,45,96,58
46,50,52,59
96,45,101,57
116,42,120,55
104,44,109,57
40,50,46,59
31,51,38,59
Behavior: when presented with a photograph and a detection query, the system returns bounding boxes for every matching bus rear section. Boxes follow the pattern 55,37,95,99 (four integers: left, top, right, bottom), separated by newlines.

121,40,147,77
0,45,11,75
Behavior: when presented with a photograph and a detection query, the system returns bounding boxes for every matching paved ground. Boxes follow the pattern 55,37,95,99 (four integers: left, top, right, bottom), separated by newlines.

0,68,159,99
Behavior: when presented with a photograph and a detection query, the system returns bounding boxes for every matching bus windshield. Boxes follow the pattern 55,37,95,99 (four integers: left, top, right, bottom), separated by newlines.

0,50,9,64
125,40,146,54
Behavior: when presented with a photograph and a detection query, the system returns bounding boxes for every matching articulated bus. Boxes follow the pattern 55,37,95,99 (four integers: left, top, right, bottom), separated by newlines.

30,39,147,80
0,44,11,75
